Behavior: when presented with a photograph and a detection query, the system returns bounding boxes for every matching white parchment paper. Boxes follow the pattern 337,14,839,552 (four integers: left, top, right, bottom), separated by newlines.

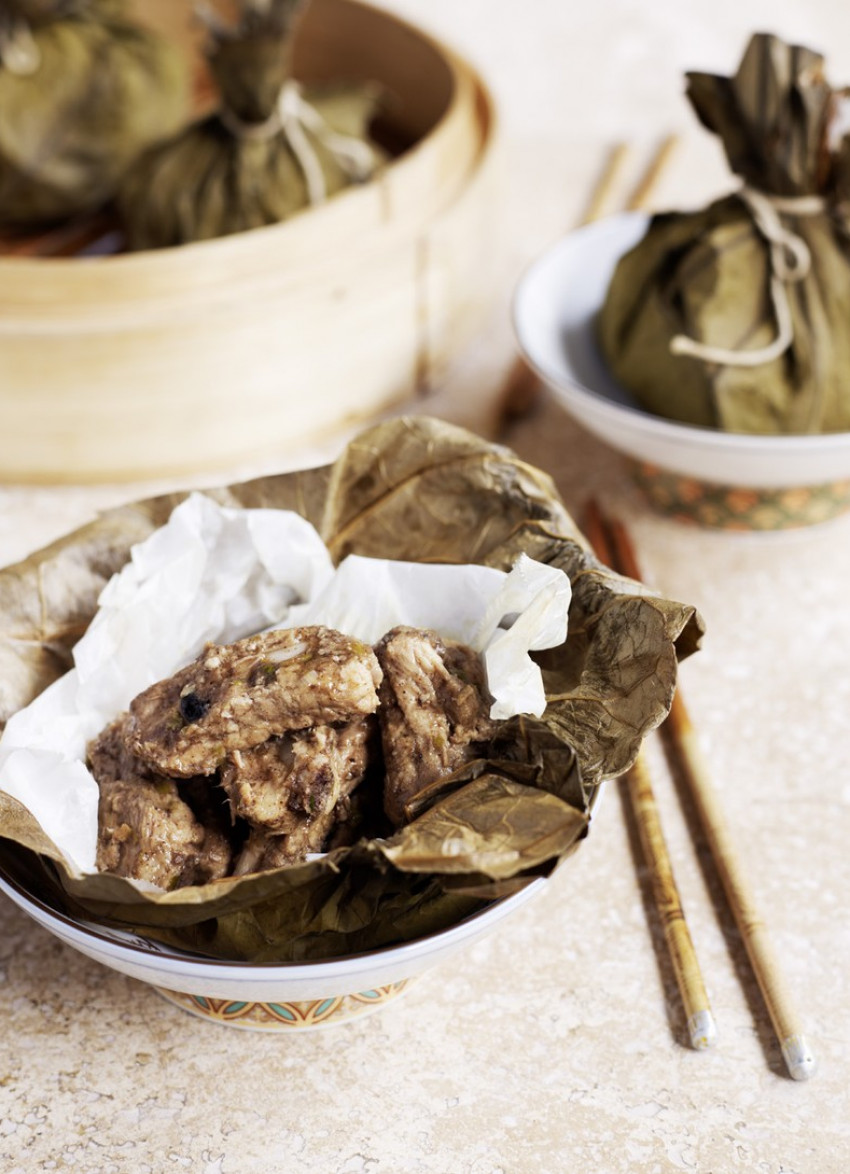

0,494,571,877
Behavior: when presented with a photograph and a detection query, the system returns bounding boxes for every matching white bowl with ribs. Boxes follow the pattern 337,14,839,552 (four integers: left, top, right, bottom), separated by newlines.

0,418,701,1030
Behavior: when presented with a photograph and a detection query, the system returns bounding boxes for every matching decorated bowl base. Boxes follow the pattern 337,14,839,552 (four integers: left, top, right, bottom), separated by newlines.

154,980,412,1032
631,462,850,531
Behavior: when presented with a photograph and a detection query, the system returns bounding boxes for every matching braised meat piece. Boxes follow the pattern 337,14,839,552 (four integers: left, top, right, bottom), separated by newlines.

89,619,501,885
126,626,382,778
95,778,233,890
221,718,373,832
232,792,358,875
89,717,232,889
88,713,156,787
375,626,495,826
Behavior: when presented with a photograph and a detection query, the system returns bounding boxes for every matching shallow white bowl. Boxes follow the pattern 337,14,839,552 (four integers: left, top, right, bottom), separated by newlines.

0,859,545,1032
513,213,850,529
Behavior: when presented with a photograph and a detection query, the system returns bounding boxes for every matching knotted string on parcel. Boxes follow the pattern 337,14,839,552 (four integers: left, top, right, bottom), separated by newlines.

219,79,377,205
669,186,824,368
0,13,40,75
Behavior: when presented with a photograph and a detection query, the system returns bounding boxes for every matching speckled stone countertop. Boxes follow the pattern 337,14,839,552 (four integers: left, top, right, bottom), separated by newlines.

2,1,850,1171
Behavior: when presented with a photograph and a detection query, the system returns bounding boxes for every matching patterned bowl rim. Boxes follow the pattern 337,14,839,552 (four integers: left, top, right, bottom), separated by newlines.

630,460,850,530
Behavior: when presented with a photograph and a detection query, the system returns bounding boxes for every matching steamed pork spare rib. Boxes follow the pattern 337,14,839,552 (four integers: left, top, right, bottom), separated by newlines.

89,626,382,886
222,720,375,875
375,626,495,827
90,714,233,891
126,626,382,776
87,624,498,887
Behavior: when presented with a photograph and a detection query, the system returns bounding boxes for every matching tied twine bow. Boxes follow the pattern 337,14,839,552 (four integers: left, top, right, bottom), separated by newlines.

669,186,824,367
0,15,41,75
219,80,377,205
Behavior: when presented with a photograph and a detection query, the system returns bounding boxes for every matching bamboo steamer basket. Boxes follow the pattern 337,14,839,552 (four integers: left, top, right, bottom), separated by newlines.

0,0,500,483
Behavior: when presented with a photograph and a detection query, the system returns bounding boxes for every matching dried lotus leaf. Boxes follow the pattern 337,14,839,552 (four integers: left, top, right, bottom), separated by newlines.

0,0,189,227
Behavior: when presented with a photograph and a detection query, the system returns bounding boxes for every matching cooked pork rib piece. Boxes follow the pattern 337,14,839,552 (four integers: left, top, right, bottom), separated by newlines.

89,717,232,889
91,621,498,883
232,792,359,875
89,713,157,787
375,626,495,826
95,778,233,890
221,718,373,832
126,626,382,778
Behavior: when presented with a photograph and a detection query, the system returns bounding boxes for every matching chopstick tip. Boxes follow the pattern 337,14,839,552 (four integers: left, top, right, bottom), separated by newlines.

781,1034,817,1081
687,1009,718,1051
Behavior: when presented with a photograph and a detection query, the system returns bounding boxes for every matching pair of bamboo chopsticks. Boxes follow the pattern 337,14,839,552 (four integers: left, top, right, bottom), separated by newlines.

586,500,816,1081
495,135,680,431
579,133,679,227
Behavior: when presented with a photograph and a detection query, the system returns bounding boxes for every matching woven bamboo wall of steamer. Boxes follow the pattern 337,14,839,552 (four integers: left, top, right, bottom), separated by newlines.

0,0,501,483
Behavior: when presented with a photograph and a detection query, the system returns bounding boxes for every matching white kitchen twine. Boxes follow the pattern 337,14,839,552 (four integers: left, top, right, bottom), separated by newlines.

0,16,41,75
669,185,825,368
219,80,377,205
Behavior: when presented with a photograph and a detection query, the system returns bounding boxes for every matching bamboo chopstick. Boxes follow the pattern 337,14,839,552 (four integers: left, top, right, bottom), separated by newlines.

628,751,718,1050
579,141,632,225
585,500,717,1051
626,134,680,212
604,511,817,1082
495,134,680,433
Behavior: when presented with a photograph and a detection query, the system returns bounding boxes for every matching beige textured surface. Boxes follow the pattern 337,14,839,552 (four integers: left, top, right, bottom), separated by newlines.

2,1,850,1170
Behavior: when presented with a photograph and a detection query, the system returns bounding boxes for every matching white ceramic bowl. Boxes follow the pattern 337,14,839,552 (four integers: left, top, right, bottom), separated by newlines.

0,855,545,1032
513,212,850,529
